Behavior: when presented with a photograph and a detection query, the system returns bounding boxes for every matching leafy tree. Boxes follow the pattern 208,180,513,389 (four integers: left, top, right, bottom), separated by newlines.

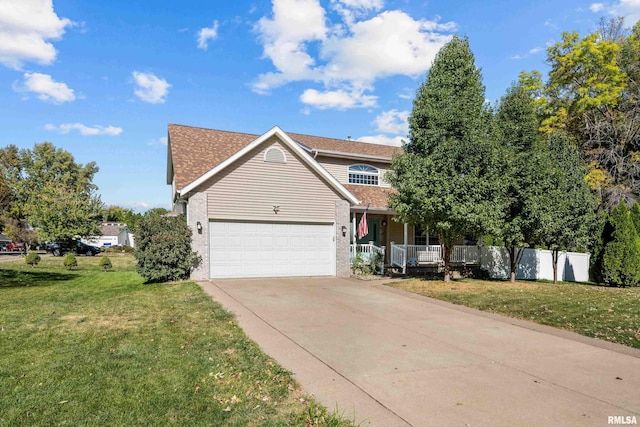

103,205,143,233
494,82,543,282
524,18,640,208
143,207,170,218
602,201,640,286
135,215,201,283
389,36,506,281
525,131,597,283
1,142,103,242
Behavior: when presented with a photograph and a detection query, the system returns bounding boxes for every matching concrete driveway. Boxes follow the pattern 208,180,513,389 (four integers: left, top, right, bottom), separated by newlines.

199,277,640,427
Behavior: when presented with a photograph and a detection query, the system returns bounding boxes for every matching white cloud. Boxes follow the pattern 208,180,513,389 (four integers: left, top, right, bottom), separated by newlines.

147,136,168,146
330,0,384,27
373,109,409,135
45,123,123,136
132,71,170,104
253,1,455,110
398,88,414,99
356,134,405,147
511,46,544,60
590,0,640,23
0,0,74,69
610,0,640,24
16,72,75,103
321,11,454,83
253,0,327,93
300,87,377,109
197,21,219,50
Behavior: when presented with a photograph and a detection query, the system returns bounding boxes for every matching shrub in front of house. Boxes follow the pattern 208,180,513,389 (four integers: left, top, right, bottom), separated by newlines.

99,256,112,271
602,201,640,287
134,215,201,283
25,252,41,268
64,253,78,270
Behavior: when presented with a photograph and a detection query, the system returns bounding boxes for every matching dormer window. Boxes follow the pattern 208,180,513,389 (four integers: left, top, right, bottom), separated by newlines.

348,164,379,186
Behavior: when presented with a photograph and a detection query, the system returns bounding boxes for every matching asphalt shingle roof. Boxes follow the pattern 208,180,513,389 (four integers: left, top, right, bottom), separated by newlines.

168,124,401,192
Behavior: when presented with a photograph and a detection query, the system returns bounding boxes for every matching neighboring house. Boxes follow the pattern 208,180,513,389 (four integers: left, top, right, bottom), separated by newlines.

167,123,427,280
83,223,134,248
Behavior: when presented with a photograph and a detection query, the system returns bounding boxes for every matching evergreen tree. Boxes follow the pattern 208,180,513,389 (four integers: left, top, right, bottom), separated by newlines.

630,202,640,234
602,201,640,286
389,36,506,281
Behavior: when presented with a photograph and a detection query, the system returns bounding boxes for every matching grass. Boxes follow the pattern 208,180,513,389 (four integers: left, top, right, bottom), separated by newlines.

0,254,353,426
388,277,640,349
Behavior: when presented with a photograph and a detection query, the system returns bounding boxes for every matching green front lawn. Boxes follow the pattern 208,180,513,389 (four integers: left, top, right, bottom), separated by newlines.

0,255,351,426
388,278,640,349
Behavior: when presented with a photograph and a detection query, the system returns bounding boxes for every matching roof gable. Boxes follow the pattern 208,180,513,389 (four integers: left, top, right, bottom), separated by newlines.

178,126,359,205
167,124,401,192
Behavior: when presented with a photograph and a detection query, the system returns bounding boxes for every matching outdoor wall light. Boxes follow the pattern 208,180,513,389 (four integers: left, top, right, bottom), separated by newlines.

273,205,280,214
341,225,347,236
196,221,202,233
382,220,387,226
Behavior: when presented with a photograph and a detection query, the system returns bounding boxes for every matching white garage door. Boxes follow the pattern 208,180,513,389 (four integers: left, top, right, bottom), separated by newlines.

209,221,335,278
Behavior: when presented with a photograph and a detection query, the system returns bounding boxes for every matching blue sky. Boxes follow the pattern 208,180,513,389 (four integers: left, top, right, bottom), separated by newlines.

1,0,639,211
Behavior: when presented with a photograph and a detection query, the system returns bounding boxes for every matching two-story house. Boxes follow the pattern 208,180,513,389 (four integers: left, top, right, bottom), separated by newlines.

167,123,430,280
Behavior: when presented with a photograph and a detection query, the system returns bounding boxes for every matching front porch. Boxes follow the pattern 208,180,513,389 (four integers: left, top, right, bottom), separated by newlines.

348,209,480,275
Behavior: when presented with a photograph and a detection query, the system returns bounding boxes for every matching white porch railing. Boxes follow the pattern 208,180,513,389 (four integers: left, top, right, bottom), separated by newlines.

391,244,407,274
350,243,385,275
390,244,480,272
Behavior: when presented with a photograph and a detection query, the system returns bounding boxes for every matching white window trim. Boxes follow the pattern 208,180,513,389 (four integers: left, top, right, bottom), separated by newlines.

348,164,379,186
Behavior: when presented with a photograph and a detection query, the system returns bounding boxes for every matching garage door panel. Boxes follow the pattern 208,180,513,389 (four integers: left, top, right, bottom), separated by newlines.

210,221,334,278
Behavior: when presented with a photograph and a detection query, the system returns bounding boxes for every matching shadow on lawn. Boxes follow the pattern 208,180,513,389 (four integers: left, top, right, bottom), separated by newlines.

0,269,77,288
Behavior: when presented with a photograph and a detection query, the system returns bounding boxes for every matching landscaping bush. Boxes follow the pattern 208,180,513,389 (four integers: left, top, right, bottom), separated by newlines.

134,215,201,283
24,252,41,268
99,256,112,271
602,201,640,287
63,253,78,270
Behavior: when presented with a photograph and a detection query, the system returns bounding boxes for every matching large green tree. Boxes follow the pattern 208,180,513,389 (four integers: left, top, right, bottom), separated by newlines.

389,36,506,281
525,18,640,209
1,142,103,242
494,82,543,282
525,131,597,283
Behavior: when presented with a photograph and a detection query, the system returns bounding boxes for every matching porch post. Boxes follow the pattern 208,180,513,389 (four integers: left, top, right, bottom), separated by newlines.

403,223,408,246
352,212,357,244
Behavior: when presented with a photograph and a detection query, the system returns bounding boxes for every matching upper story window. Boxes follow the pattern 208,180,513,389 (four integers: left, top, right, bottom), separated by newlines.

348,164,379,186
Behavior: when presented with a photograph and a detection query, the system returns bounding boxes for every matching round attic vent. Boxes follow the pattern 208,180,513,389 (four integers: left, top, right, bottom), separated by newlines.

264,147,286,163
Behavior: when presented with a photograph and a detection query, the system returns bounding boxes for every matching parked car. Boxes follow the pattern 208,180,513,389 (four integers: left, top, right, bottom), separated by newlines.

47,240,102,257
6,242,25,252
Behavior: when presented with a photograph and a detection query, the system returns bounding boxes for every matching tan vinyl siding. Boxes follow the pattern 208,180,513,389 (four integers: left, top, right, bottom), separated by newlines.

197,137,343,223
316,156,392,187
387,220,415,245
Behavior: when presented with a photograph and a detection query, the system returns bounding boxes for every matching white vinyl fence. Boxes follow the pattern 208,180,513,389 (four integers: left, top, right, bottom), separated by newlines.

480,246,591,282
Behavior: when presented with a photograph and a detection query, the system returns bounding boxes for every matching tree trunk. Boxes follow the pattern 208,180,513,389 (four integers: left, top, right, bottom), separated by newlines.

552,248,559,284
508,246,524,283
442,243,451,282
